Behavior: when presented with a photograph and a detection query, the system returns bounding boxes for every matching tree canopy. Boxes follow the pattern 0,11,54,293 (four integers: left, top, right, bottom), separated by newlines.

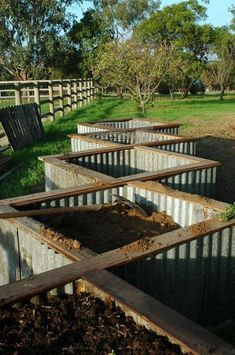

206,27,235,99
0,0,81,80
136,0,216,96
0,0,234,97
93,0,160,38
66,9,113,76
93,39,182,112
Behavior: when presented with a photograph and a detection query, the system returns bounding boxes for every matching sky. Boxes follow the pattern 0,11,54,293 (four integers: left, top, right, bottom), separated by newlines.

69,0,234,27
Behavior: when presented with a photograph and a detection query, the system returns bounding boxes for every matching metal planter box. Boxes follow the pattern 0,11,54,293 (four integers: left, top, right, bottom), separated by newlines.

69,129,197,155
77,118,181,134
39,146,219,197
0,181,234,351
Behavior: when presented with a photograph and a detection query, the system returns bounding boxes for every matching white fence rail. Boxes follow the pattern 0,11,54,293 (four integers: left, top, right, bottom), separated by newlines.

0,79,95,120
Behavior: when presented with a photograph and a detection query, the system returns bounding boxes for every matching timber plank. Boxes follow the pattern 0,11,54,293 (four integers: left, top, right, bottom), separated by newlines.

0,217,234,307
83,270,235,355
0,179,228,211
0,205,105,219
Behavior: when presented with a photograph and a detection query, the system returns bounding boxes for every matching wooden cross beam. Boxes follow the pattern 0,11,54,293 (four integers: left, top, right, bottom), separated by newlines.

0,217,234,307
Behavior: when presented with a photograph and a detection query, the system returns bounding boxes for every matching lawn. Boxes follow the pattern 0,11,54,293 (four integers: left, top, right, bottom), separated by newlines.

0,92,234,199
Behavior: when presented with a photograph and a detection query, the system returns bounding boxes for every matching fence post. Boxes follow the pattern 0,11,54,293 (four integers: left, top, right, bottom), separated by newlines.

89,79,92,101
90,78,94,100
34,81,41,114
67,79,72,111
48,80,55,121
87,79,90,103
78,79,83,107
73,80,78,109
15,82,22,105
59,80,64,117
83,79,87,105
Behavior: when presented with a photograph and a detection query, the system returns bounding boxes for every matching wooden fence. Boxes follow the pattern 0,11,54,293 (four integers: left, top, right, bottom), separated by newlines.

0,79,95,121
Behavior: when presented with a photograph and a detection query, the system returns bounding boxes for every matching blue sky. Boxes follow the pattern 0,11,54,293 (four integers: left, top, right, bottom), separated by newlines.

69,0,234,27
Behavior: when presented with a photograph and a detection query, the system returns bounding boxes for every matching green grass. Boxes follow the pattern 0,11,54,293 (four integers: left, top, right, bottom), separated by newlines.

0,92,234,199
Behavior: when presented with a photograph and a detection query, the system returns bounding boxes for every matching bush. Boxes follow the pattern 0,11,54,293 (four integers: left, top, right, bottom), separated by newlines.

190,79,205,95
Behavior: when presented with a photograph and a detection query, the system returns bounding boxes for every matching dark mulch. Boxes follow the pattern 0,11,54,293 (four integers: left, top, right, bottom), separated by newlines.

0,293,183,354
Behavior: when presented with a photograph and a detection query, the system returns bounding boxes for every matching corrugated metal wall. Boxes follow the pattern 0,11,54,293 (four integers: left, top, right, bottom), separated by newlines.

0,213,73,293
0,185,233,326
77,122,180,134
71,138,110,152
44,161,97,191
75,149,193,178
44,149,217,196
70,132,196,155
115,186,235,326
159,167,217,196
88,130,181,144
77,124,108,134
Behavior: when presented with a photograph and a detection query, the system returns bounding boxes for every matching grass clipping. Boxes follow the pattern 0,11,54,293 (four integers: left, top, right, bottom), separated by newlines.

219,203,235,222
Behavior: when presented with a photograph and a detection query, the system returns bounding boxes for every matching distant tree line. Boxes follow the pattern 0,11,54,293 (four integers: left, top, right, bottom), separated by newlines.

0,1,234,111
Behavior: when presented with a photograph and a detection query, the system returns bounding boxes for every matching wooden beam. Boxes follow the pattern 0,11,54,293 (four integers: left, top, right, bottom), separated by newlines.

130,181,228,211
83,271,235,355
68,131,197,143
118,162,219,184
0,217,234,307
0,182,122,207
0,179,228,212
39,145,220,167
68,134,197,149
38,145,133,162
134,145,219,164
0,204,104,219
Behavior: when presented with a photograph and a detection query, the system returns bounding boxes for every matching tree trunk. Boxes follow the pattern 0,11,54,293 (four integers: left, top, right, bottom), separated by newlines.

116,85,123,98
182,79,194,99
169,90,174,101
220,86,225,100
140,101,145,115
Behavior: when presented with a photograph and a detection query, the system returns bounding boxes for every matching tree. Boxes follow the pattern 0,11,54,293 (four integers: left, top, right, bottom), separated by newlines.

93,0,160,39
137,0,214,96
138,0,212,54
206,28,235,100
93,38,182,113
63,9,113,77
230,5,235,30
0,0,81,80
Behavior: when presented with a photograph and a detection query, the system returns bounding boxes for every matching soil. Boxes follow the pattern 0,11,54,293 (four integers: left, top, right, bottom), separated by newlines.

0,293,183,355
120,237,154,255
182,115,235,140
40,203,179,254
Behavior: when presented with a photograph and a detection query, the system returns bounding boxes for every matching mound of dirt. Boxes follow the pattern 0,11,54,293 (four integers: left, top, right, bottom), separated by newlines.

40,203,179,253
